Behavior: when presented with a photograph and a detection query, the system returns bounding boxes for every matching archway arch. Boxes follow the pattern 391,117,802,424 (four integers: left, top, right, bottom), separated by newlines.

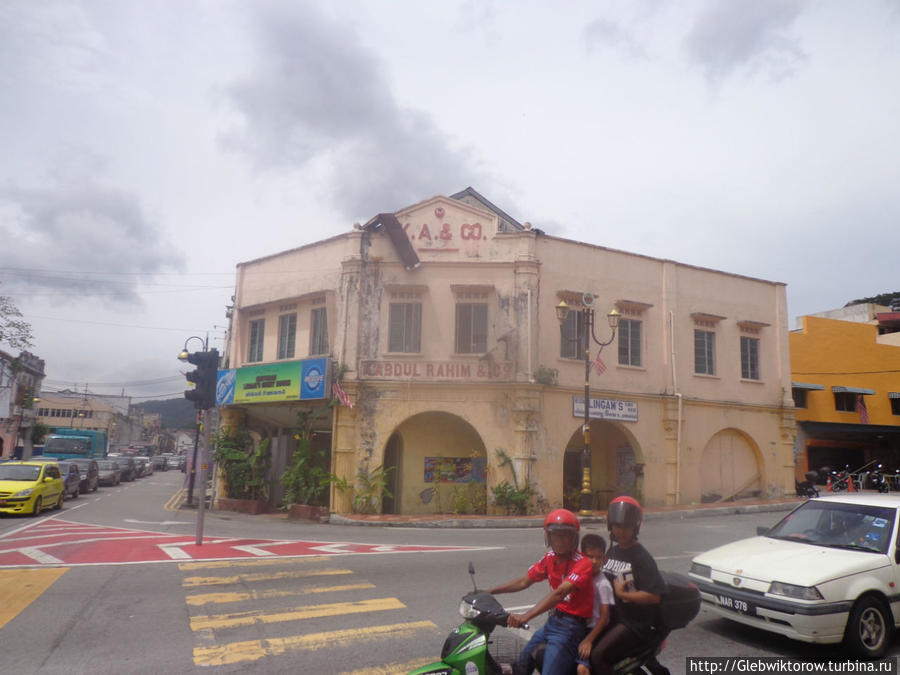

700,428,764,502
562,421,643,510
381,411,487,515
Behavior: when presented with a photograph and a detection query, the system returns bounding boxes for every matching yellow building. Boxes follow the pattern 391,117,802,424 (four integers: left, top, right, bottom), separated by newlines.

222,189,796,514
790,314,900,477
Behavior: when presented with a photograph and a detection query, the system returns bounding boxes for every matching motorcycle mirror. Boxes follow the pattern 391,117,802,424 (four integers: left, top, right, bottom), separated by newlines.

468,561,477,592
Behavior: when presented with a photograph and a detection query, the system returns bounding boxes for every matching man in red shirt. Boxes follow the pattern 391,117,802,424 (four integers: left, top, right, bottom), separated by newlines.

488,509,594,675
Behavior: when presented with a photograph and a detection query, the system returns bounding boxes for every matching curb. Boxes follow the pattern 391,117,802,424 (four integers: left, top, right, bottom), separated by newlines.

327,500,801,528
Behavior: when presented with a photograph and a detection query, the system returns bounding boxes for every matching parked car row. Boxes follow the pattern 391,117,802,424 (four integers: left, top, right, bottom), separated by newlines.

0,452,187,516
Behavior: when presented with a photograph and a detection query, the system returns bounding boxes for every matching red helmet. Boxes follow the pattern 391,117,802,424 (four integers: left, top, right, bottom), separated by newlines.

544,508,580,548
607,496,643,535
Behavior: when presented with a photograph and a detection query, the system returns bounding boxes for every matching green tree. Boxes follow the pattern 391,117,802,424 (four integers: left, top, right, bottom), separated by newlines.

0,286,33,350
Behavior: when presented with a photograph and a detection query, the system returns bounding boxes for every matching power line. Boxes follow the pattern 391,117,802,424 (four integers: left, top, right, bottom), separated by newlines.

23,314,226,333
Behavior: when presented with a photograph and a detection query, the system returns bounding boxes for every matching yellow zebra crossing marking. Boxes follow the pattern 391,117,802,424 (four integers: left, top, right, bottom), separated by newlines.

338,658,436,675
190,597,406,631
178,555,328,570
192,620,437,666
185,581,375,606
182,567,353,587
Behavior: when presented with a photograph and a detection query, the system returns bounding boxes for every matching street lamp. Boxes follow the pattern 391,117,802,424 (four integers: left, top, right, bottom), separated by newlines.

556,294,620,516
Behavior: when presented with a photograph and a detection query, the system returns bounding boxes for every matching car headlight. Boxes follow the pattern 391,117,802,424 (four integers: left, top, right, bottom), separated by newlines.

12,488,34,498
769,581,823,600
458,599,482,619
690,562,711,578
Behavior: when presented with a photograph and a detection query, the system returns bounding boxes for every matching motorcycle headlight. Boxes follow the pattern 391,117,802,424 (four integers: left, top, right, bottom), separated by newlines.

458,599,482,619
769,581,823,601
12,488,34,498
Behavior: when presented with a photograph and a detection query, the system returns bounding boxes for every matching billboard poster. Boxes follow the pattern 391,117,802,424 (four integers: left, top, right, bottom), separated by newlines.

216,358,328,405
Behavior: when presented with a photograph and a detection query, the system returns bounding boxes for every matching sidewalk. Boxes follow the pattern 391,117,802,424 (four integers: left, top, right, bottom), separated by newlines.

327,495,804,528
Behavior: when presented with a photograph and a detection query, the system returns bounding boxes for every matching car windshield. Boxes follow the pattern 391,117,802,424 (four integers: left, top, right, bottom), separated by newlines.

98,461,117,470
766,500,896,554
0,465,42,481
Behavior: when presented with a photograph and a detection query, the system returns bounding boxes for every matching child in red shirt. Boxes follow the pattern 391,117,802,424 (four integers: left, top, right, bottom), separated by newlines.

488,509,594,675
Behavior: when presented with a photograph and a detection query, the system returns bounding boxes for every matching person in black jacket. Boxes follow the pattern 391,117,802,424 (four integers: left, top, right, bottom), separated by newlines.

589,496,666,675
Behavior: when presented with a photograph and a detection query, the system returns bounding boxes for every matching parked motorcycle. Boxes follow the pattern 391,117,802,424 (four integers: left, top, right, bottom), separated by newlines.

795,470,819,498
830,465,851,492
870,464,890,493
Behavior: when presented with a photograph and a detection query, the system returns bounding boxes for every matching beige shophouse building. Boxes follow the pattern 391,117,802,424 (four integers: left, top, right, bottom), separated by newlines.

222,189,796,515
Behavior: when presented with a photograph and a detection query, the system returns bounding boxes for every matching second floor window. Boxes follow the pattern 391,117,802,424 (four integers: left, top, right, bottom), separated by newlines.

560,309,586,359
310,307,329,355
694,329,715,375
792,388,808,409
455,303,487,354
618,318,642,367
248,319,265,362
834,392,856,412
740,336,760,380
278,314,296,360
388,303,422,353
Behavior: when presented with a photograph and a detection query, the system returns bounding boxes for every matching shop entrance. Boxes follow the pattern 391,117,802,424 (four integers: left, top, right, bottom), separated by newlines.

562,421,641,510
700,429,763,502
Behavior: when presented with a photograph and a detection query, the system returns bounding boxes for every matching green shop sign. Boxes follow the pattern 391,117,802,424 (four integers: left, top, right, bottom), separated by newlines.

215,357,329,405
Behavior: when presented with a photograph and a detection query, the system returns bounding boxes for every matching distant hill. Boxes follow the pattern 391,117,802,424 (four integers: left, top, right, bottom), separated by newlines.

847,291,900,307
136,397,197,429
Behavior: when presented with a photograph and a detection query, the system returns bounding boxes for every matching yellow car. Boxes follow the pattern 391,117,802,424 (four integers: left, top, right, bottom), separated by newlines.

0,461,65,516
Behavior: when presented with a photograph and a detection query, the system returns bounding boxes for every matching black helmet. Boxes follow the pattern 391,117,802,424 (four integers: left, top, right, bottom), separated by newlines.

607,496,643,535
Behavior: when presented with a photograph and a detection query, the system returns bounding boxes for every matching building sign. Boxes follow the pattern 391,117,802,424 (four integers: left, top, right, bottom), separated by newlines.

573,396,638,422
216,358,329,405
360,360,513,381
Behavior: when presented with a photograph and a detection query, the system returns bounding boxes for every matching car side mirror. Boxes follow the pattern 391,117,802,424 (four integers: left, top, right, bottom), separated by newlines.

44,477,53,482
756,526,770,536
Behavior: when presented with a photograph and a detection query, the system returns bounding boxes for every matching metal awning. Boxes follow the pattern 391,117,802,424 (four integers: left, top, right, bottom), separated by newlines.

792,382,825,391
832,386,876,395
889,392,900,399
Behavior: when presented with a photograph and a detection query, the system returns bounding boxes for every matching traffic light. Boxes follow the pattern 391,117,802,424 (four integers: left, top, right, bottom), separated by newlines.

184,349,219,410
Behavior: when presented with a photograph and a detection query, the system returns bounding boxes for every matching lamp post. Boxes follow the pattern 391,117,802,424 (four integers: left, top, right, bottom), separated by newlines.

556,294,620,516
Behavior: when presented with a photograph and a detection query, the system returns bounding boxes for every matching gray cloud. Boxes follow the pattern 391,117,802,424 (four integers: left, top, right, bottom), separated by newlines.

0,177,183,303
221,1,488,220
684,0,808,82
584,18,646,59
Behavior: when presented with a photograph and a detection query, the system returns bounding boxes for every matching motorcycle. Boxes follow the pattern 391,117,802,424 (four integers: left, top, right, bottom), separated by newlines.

795,470,819,498
830,465,851,492
870,464,890,493
409,564,699,675
408,562,529,675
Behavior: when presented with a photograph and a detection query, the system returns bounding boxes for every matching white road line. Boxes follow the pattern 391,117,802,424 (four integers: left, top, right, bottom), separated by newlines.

159,544,193,560
18,547,64,564
231,545,275,556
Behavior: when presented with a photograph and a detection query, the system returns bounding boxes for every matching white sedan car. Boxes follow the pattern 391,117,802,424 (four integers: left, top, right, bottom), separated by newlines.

689,494,900,659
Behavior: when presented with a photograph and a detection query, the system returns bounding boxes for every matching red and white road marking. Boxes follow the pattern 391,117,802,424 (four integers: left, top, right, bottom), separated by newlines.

0,519,496,567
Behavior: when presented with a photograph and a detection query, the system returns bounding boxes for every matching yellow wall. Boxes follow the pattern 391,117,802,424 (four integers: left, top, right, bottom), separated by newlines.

790,316,900,425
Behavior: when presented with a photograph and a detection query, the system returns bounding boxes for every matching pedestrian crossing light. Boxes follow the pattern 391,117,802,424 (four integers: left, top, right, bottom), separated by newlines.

182,349,219,410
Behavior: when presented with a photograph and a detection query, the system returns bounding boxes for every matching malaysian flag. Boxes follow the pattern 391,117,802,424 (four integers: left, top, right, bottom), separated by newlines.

593,351,607,376
332,382,353,408
857,395,869,424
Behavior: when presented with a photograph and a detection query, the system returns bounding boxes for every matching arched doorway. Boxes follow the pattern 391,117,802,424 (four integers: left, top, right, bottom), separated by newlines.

700,429,763,502
383,412,487,515
563,421,642,510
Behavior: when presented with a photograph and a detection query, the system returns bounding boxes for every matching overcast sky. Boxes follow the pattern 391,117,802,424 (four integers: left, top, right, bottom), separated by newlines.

1,0,898,401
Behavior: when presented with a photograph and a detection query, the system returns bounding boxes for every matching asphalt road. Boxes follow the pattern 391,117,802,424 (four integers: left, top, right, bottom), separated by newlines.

1,472,898,674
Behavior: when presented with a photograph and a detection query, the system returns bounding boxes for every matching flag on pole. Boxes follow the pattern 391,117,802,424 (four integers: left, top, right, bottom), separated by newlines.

333,382,353,408
593,351,607,376
856,394,869,424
